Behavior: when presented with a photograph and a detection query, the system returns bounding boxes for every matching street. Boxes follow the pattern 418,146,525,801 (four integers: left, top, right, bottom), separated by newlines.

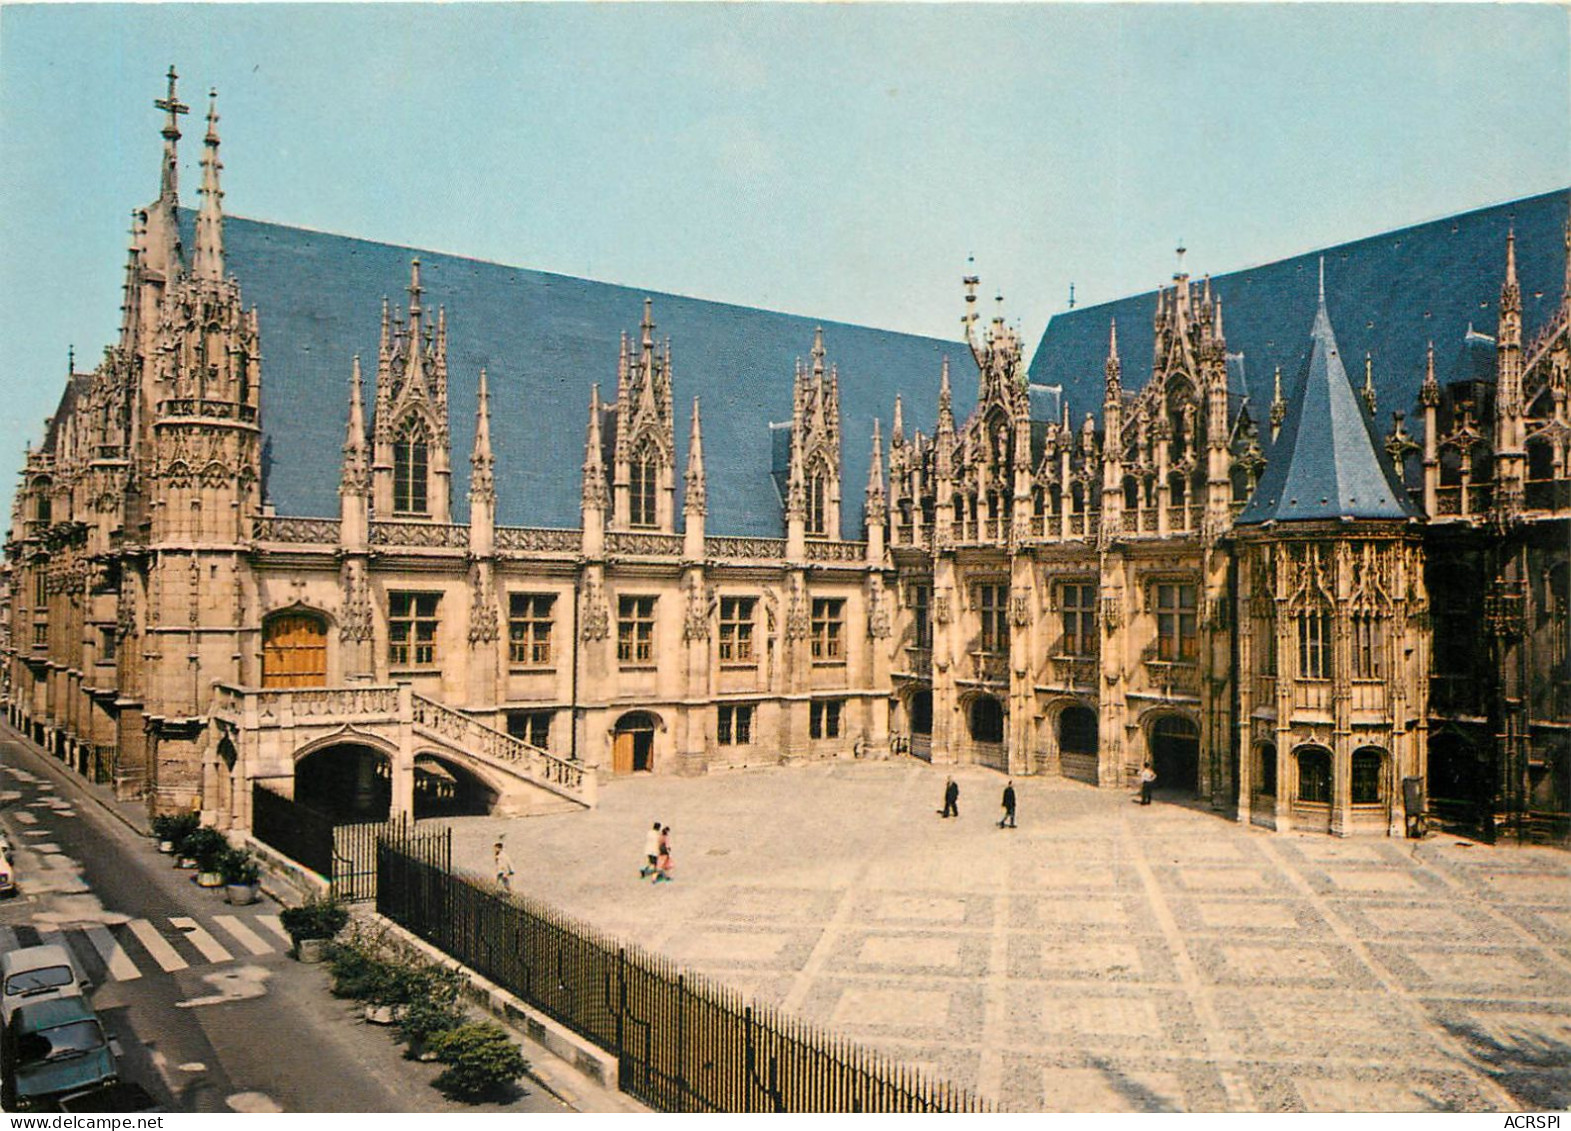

0,723,571,1113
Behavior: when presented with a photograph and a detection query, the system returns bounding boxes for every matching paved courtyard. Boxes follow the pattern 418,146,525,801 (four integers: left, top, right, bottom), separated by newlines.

447,759,1571,1113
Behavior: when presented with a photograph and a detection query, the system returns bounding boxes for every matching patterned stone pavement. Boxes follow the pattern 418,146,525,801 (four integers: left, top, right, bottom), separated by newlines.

448,760,1571,1113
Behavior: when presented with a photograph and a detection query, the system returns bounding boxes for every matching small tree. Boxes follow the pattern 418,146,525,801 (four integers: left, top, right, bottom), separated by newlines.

428,1022,528,1102
397,964,467,1051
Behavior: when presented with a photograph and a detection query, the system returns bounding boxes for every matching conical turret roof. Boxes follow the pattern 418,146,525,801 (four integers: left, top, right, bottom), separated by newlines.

1236,265,1416,525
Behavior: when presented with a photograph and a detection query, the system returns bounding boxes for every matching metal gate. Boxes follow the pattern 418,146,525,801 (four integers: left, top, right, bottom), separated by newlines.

332,815,450,903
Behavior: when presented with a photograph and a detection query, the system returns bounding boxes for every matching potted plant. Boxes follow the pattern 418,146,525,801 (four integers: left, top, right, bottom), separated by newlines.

181,827,228,887
280,896,348,962
150,813,196,855
219,847,262,905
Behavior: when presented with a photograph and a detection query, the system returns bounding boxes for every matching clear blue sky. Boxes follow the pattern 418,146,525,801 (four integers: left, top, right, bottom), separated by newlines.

1,3,1567,498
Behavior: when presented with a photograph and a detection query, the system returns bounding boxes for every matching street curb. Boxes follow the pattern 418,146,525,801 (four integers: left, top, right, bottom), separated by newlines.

369,911,647,1114
0,719,152,839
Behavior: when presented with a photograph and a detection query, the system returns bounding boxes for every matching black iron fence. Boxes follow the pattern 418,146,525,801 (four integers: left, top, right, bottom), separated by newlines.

377,840,987,1113
252,783,335,876
332,816,450,904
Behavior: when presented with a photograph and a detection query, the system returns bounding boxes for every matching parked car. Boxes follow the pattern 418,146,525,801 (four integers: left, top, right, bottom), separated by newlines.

52,1079,163,1113
1,996,117,1111
1,944,87,1025
0,853,15,898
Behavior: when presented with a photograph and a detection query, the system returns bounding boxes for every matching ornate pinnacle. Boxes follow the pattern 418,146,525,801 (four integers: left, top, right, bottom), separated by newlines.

866,418,885,509
1501,228,1521,315
193,88,225,282
684,398,706,516
154,65,188,201
582,385,608,510
1362,354,1378,416
1270,365,1287,431
1105,319,1122,394
1420,340,1440,407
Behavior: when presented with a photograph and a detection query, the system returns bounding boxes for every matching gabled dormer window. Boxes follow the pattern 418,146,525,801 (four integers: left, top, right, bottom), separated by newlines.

393,418,429,515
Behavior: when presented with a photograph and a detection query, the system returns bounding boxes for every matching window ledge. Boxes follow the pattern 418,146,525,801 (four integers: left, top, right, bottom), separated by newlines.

619,664,657,672
389,666,439,675
811,660,847,668
508,666,557,675
719,662,758,671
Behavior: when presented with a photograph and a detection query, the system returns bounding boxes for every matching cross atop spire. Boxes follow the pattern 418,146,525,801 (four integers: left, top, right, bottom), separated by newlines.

155,65,188,142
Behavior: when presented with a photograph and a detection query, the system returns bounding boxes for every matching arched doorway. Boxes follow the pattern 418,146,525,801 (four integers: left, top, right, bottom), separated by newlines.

262,611,328,689
213,736,238,825
969,695,1006,771
612,711,660,774
909,689,933,761
295,742,390,821
1149,715,1199,795
1058,705,1099,785
413,754,497,818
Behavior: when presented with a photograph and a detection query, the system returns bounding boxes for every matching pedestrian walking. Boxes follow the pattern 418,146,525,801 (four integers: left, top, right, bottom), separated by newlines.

493,839,515,892
1139,762,1157,805
939,776,960,818
998,780,1017,828
639,820,662,878
654,825,675,883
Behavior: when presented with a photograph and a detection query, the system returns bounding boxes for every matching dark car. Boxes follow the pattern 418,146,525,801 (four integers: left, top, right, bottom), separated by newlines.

1,996,117,1111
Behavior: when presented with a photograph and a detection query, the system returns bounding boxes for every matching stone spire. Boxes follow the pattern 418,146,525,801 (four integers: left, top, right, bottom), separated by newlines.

470,368,494,503
683,398,706,518
582,384,608,512
866,417,886,514
1270,365,1287,442
1104,318,1122,394
341,355,370,496
1361,354,1378,417
154,64,187,205
1502,227,1521,317
891,394,905,447
192,89,225,283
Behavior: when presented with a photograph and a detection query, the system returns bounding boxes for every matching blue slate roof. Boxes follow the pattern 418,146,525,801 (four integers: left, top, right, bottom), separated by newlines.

203,215,978,536
1029,189,1570,427
1235,276,1417,525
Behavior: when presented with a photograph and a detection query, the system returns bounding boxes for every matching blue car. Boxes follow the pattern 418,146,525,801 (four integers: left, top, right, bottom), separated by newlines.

2,996,117,1110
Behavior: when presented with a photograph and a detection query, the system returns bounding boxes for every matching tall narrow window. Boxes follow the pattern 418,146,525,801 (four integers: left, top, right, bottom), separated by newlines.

810,598,844,662
911,584,932,649
1298,609,1332,680
618,596,657,666
810,699,842,739
807,472,828,536
1298,747,1332,804
718,597,756,664
717,704,754,746
1351,613,1382,679
393,419,429,515
630,452,658,528
1061,582,1097,657
388,592,440,667
508,594,555,668
506,710,552,750
978,583,1010,654
1351,748,1383,804
1156,583,1198,661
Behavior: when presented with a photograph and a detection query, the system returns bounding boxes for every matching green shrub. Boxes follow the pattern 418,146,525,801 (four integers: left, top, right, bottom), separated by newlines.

428,1021,528,1102
280,896,349,942
326,941,394,1000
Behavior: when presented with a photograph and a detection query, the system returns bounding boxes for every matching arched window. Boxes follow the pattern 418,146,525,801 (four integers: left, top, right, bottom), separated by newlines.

969,696,1005,744
1352,747,1384,804
1297,746,1332,804
393,418,429,515
1059,706,1098,755
630,449,658,527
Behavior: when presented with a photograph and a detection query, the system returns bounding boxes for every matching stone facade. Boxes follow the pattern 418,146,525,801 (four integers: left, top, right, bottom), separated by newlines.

5,72,1569,840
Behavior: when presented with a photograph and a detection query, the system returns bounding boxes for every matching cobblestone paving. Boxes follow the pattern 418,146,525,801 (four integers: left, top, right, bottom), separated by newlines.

449,760,1571,1113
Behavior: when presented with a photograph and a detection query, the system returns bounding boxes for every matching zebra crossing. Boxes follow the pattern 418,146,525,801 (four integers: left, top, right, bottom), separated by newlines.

0,912,293,982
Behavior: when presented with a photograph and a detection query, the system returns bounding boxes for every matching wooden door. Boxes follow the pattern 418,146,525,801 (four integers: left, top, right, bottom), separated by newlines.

613,732,635,775
262,613,328,688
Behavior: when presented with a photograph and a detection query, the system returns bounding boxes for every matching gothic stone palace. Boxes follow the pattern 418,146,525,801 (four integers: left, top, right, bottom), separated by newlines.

6,72,1570,841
